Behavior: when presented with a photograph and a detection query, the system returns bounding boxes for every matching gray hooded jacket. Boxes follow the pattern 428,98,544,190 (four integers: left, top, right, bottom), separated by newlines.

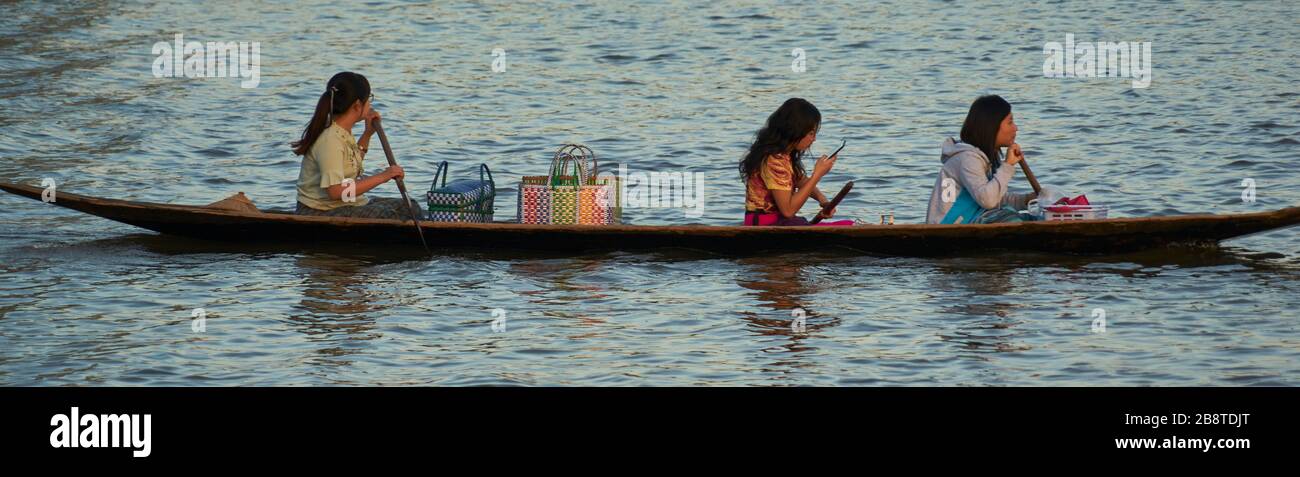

925,137,1033,224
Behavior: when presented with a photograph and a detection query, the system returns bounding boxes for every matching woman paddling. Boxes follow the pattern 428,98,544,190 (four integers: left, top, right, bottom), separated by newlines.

292,72,423,219
740,98,852,226
925,95,1038,224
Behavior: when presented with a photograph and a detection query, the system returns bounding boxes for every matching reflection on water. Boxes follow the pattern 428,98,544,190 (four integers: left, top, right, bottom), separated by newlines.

0,0,1298,385
508,258,613,340
735,258,849,381
927,262,1029,354
289,255,386,371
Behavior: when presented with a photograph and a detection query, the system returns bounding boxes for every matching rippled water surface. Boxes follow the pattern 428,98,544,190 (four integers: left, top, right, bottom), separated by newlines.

1,1,1297,385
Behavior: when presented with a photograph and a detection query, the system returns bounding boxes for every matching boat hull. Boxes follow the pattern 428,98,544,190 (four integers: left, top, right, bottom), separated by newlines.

3,182,1298,255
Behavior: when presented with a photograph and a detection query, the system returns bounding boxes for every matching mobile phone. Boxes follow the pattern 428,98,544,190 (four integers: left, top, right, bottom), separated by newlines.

829,140,846,159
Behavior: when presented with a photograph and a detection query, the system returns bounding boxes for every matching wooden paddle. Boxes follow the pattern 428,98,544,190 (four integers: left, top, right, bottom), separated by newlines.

1012,146,1043,195
1020,160,1043,196
372,118,431,254
809,181,853,224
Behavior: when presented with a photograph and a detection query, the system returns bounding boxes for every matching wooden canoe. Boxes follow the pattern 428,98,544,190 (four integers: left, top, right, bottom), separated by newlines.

3,182,1298,256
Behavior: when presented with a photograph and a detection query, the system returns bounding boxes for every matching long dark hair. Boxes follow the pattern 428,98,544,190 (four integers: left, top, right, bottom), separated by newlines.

739,98,821,181
959,94,1011,173
961,94,1008,174
291,72,371,156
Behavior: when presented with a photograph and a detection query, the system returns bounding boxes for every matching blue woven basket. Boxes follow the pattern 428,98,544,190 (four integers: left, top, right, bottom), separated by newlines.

426,162,495,223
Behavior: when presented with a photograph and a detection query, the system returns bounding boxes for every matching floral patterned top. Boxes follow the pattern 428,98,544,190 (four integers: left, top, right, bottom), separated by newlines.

745,152,800,213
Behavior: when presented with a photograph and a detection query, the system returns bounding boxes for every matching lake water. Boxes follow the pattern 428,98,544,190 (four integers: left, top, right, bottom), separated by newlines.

1,0,1297,385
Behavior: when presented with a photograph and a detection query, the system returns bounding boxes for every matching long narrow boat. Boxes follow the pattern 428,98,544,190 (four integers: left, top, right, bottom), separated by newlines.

3,182,1298,255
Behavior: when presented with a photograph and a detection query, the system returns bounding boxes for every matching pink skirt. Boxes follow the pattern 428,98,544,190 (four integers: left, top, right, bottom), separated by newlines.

743,212,854,226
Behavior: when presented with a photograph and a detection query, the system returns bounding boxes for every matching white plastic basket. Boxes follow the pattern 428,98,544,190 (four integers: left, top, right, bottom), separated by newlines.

1039,204,1109,221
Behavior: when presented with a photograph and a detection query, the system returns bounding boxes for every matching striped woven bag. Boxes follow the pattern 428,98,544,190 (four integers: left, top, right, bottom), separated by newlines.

516,144,620,225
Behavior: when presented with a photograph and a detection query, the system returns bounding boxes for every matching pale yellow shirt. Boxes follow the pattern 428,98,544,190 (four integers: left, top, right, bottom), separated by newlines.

296,123,370,210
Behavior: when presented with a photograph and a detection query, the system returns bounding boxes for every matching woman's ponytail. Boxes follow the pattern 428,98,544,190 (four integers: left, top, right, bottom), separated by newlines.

291,72,371,156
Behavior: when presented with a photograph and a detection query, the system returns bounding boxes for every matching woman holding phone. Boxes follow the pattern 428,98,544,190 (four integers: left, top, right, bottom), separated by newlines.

740,98,853,226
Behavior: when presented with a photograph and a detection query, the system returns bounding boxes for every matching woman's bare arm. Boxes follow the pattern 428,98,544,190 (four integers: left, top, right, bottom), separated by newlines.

325,170,396,200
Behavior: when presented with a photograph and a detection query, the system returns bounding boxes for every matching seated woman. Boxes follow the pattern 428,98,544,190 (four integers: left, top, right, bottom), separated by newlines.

292,71,423,219
740,98,852,226
925,95,1037,224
